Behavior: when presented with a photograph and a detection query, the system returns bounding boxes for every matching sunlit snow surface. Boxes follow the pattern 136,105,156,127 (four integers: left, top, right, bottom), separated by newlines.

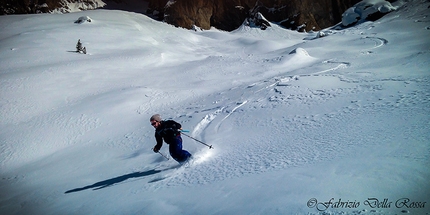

0,0,429,215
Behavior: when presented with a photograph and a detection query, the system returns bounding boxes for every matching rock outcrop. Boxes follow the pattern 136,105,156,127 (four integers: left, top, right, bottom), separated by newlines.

0,0,106,14
1,0,397,32
146,0,364,31
0,0,60,14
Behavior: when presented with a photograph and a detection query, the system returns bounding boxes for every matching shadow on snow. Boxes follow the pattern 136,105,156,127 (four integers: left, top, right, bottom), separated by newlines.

65,166,177,194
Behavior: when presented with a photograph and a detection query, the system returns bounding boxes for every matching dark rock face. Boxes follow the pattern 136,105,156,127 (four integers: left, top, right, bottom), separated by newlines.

0,0,108,15
2,0,384,32
147,0,254,31
147,0,362,32
0,0,61,14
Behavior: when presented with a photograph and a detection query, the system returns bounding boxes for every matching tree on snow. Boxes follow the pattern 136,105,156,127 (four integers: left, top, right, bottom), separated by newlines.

76,39,86,54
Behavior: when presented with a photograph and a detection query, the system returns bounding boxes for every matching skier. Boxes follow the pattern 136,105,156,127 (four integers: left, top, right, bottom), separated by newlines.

150,114,192,163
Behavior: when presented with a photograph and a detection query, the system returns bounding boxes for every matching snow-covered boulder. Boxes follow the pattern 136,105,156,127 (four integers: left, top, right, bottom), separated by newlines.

289,47,310,56
342,0,397,27
74,16,92,24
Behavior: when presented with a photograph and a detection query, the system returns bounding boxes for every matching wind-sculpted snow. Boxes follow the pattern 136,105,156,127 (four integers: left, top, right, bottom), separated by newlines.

0,1,429,215
146,71,430,189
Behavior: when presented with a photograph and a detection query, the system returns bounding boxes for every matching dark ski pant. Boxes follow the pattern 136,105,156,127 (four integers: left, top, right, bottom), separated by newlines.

169,136,191,163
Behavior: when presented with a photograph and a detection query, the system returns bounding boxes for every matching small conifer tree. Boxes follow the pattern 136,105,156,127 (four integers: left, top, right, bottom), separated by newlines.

76,39,86,54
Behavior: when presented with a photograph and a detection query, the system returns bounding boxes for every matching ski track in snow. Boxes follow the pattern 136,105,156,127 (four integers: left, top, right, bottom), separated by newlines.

139,22,430,189
146,12,429,185
215,100,248,132
143,70,430,189
191,107,224,137
365,36,388,49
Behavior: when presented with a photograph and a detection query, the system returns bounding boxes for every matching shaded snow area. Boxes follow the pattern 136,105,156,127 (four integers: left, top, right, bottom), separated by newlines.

1,0,429,214
342,0,399,26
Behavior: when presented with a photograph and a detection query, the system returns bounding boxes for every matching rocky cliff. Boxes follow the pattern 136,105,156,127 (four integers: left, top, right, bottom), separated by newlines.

0,0,107,14
1,0,396,32
147,0,364,32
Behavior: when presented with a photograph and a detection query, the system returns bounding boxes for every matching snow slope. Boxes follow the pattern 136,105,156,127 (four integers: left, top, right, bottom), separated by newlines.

0,0,429,214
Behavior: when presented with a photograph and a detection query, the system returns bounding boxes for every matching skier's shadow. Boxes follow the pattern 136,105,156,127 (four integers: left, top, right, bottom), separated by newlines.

65,166,176,194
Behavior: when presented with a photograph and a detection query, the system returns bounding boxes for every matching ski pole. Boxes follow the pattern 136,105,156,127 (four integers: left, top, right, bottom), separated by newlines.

181,132,213,149
152,148,169,160
158,151,169,160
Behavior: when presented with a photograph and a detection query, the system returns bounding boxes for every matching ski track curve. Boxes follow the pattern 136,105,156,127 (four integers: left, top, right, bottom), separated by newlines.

364,36,388,49
191,107,224,137
215,100,248,132
315,60,351,75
